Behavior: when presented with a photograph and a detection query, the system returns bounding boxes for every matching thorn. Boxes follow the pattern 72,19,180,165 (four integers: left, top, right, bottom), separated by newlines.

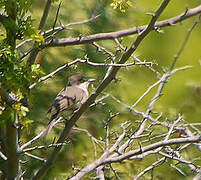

154,26,164,33
78,34,83,41
168,21,176,26
146,12,156,17
181,7,189,18
59,20,65,29
136,26,141,34
138,141,143,153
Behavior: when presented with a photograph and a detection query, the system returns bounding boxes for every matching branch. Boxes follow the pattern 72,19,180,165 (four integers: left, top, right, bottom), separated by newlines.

29,58,154,89
134,116,182,179
73,127,105,152
0,151,7,161
38,0,52,30
114,38,161,77
135,157,166,180
105,137,201,164
25,152,46,162
43,14,101,37
96,166,105,180
159,152,198,173
27,0,52,65
16,14,101,50
170,13,201,70
21,117,62,150
40,5,201,48
109,93,169,127
22,142,68,153
70,136,201,180
147,65,193,114
194,169,201,180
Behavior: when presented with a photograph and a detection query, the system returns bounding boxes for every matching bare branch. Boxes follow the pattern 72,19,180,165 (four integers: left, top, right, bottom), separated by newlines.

92,42,115,63
109,164,121,180
89,94,110,108
168,163,186,176
22,142,68,153
114,38,160,77
21,117,62,150
132,79,161,108
44,14,101,36
29,58,154,89
51,1,61,32
159,152,198,172
69,124,127,180
147,65,192,115
17,14,101,50
194,169,201,180
73,127,105,152
70,136,201,180
96,166,105,180
103,136,201,164
25,152,46,162
135,157,166,180
0,151,7,161
170,13,201,71
21,131,44,150
40,5,201,48
109,93,169,127
135,116,183,179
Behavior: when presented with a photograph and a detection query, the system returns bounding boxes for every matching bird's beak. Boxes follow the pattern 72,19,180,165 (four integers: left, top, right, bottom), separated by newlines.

88,78,96,83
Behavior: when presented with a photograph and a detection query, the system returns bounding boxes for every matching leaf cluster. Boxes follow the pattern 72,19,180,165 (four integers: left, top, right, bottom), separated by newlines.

0,44,44,123
0,0,45,126
111,0,133,13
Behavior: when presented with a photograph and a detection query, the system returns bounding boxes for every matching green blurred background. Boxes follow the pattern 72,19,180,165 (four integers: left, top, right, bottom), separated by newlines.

19,0,201,179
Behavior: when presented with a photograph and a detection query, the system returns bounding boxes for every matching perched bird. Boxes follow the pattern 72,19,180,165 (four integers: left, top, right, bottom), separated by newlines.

43,74,95,137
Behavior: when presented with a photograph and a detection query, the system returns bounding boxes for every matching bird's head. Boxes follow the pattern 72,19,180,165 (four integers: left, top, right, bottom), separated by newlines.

67,74,95,86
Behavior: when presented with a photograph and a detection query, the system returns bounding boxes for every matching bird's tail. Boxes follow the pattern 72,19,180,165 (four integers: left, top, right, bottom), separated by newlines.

41,119,57,138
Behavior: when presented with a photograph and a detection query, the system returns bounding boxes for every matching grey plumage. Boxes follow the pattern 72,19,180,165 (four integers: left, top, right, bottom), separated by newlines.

42,74,94,137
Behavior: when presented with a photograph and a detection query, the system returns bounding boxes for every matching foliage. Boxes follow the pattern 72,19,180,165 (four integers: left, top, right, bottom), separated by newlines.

111,0,133,12
0,0,44,126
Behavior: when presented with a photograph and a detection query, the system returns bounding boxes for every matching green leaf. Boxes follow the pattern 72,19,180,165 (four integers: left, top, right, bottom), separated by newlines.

111,0,133,13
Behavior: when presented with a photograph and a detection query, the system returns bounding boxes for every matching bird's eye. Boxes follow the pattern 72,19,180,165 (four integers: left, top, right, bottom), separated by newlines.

80,78,85,83
80,77,87,83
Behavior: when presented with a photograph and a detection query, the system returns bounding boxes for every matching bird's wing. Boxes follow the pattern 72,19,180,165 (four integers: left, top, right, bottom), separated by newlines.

50,86,85,120
43,86,87,138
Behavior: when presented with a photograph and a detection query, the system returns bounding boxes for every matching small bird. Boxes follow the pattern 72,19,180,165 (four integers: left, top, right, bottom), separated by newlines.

43,74,95,137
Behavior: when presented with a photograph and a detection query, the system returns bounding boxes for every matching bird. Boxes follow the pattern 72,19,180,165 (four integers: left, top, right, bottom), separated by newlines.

42,74,95,137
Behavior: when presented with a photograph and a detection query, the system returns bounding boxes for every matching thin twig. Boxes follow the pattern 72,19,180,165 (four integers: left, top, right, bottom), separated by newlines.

24,152,46,162
17,14,101,50
43,14,101,36
29,58,153,89
23,142,68,153
114,38,160,77
135,157,166,180
21,117,63,150
170,14,201,71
